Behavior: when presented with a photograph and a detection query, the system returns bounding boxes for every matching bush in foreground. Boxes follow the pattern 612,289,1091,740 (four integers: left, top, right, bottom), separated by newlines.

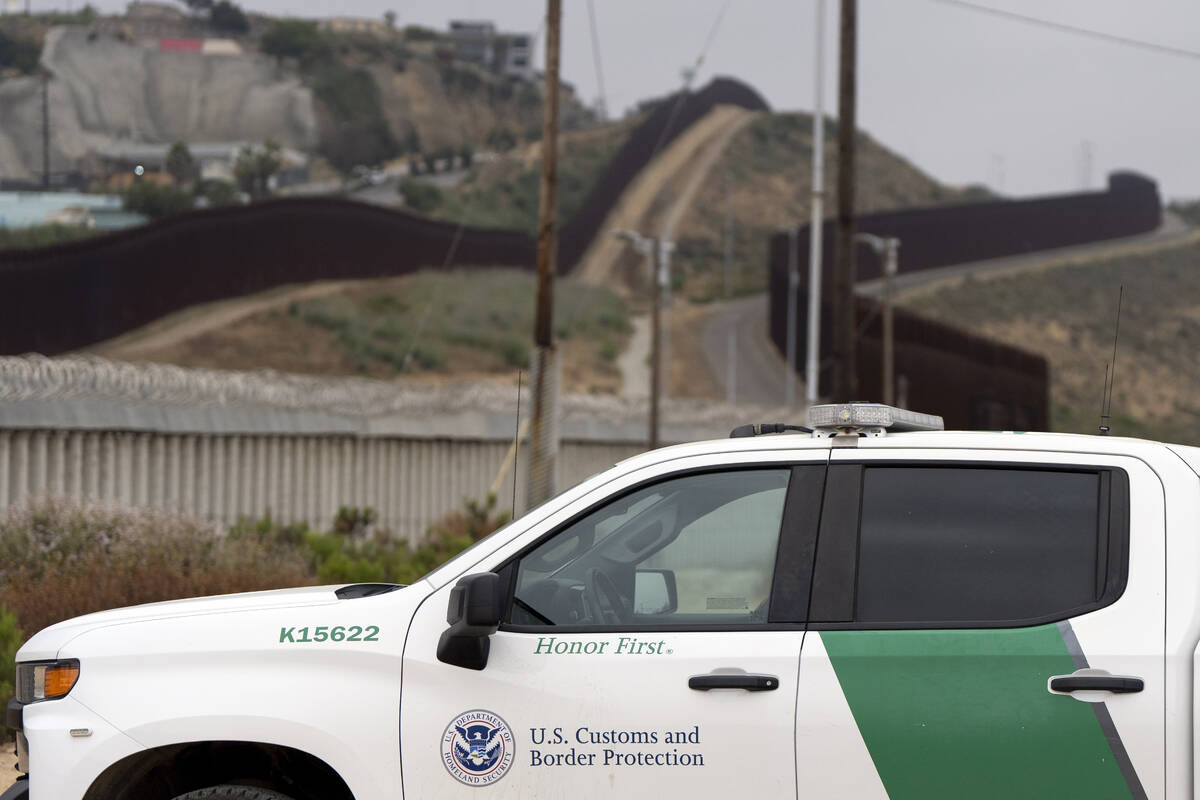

0,500,314,638
0,496,506,718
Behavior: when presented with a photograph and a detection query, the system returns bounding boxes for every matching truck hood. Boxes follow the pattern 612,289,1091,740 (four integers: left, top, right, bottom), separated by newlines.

16,583,402,661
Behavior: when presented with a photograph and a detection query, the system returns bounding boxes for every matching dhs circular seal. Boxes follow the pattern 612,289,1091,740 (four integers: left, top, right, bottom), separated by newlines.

441,709,516,786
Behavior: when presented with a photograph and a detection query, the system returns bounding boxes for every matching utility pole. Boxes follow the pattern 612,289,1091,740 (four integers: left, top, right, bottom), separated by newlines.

805,0,826,404
832,0,858,402
723,172,736,405
527,0,561,508
41,70,50,189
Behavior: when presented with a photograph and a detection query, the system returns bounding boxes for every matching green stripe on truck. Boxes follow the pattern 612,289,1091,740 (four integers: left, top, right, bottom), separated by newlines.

821,625,1134,799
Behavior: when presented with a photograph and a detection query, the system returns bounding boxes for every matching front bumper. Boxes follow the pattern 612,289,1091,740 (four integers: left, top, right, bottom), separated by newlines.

11,695,142,800
4,699,28,800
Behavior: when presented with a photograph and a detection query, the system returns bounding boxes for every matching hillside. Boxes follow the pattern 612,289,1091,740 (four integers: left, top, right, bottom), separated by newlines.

415,109,990,300
902,232,1200,445
0,10,592,184
418,118,639,232
91,269,632,395
672,112,993,300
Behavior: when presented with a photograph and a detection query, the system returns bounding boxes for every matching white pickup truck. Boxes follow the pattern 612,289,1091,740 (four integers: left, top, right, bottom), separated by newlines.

6,403,1198,800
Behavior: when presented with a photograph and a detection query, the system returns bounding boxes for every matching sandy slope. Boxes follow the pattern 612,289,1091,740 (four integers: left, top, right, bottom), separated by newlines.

88,280,362,361
573,104,759,289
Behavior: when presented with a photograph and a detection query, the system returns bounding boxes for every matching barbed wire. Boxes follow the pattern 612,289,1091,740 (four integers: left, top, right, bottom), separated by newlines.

0,354,788,427
0,354,446,416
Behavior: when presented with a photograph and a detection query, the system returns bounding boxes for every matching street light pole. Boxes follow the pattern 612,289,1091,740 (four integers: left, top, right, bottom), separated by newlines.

613,230,670,450
855,233,900,405
650,240,669,449
805,0,826,404
882,238,899,405
41,70,50,189
784,227,798,407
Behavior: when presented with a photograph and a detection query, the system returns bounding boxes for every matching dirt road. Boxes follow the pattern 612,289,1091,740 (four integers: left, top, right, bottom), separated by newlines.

89,280,363,362
574,105,759,288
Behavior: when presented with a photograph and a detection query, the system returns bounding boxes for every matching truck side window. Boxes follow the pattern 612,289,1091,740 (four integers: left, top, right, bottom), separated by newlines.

510,469,790,627
853,467,1110,625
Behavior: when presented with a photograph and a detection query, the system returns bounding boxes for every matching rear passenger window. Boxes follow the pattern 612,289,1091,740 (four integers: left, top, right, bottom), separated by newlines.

853,467,1121,625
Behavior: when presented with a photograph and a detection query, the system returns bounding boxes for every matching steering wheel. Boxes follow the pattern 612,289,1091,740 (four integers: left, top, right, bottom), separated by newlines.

585,568,629,625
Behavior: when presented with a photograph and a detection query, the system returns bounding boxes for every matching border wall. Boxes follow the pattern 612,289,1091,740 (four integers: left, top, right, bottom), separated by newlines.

0,356,776,541
767,261,1048,430
556,77,769,269
0,77,769,357
0,428,638,543
766,172,1161,429
800,172,1161,284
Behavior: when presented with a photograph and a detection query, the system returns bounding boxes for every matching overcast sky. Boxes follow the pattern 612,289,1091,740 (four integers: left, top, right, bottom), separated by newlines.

61,0,1200,200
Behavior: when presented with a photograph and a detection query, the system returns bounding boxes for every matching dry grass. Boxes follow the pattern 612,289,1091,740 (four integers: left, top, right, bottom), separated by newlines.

904,235,1200,444
0,499,314,638
104,270,632,395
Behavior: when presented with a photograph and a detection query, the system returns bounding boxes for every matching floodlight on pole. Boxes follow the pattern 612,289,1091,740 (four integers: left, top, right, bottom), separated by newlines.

805,0,826,405
854,232,900,405
612,229,670,450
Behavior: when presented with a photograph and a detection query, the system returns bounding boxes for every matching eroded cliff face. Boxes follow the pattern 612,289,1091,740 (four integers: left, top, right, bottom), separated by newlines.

0,26,317,182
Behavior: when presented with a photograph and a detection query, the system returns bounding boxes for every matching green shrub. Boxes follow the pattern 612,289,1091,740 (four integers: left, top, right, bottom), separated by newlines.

0,224,98,251
0,500,314,639
485,126,517,153
197,178,239,207
0,30,41,75
501,336,529,368
290,269,628,376
261,19,327,61
0,492,512,698
209,0,249,34
0,607,20,721
398,179,442,213
312,65,398,172
122,181,194,218
402,25,439,42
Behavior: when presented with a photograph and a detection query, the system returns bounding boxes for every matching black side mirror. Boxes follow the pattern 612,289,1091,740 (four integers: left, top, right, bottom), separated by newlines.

437,573,502,670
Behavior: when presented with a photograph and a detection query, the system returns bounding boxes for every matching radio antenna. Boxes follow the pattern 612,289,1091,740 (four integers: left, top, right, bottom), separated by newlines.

1098,285,1123,435
512,370,522,518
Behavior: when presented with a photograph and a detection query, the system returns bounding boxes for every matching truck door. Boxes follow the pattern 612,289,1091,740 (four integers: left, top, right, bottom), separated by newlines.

795,451,1164,799
401,462,827,799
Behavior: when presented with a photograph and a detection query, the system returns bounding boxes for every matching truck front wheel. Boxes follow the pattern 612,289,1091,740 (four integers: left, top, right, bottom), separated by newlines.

171,787,298,800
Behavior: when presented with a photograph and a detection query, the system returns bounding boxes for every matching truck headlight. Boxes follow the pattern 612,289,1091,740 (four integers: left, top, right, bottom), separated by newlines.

15,660,79,703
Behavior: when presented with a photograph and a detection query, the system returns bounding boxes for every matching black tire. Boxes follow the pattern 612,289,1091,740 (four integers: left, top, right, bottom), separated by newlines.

170,787,297,800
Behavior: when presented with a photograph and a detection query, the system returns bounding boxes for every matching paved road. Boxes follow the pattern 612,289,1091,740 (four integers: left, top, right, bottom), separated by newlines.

701,213,1194,406
698,295,799,408
858,211,1193,299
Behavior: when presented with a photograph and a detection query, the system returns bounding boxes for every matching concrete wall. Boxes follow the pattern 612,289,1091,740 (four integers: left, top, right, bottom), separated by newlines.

0,355,778,541
0,428,640,542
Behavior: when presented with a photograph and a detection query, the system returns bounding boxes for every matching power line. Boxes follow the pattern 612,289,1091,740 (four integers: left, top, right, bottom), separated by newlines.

931,0,1200,61
648,0,732,159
